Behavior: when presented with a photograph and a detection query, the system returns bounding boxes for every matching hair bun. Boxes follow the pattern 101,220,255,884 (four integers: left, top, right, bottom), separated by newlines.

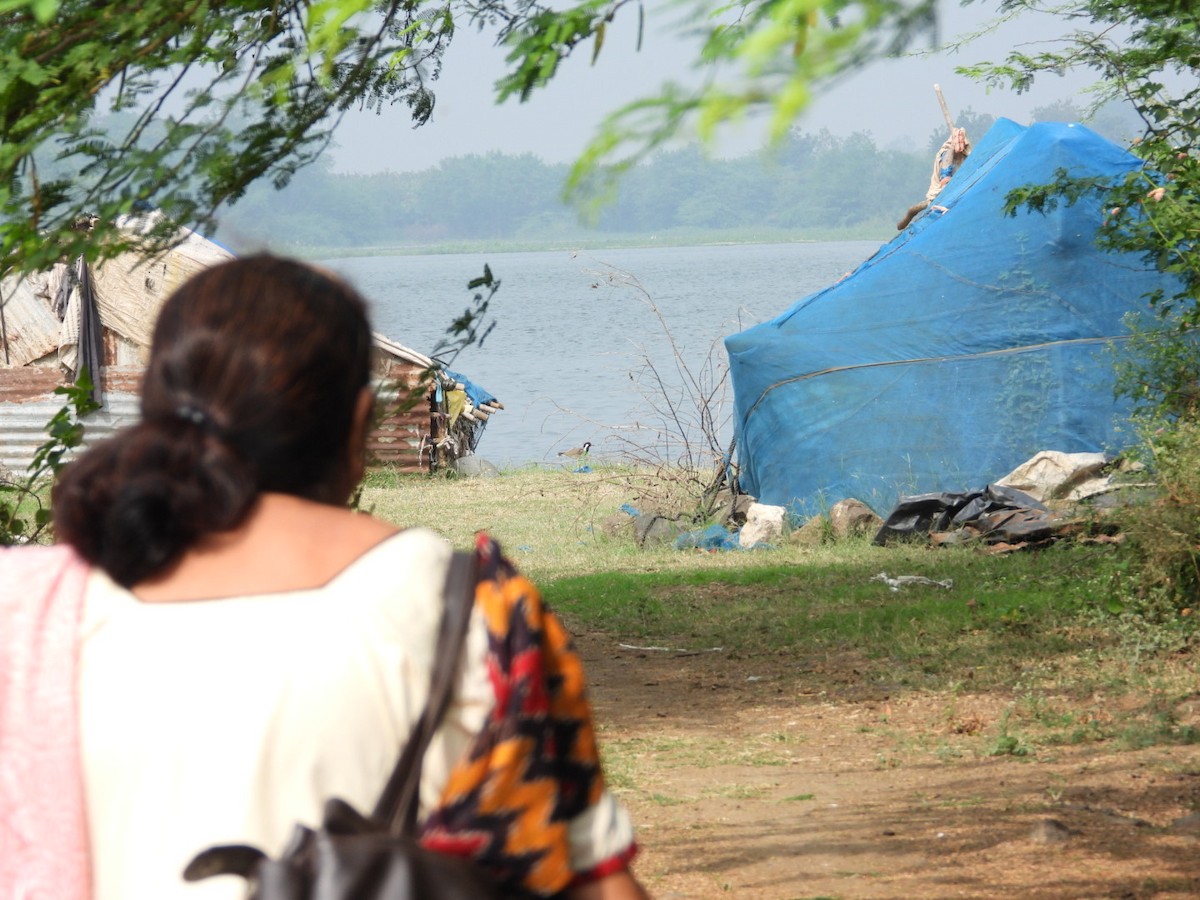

53,420,256,586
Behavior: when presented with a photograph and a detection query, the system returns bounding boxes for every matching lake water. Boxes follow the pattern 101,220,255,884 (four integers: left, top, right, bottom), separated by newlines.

324,241,881,468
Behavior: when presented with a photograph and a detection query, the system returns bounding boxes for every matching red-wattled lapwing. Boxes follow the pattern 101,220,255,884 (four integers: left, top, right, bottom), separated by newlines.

558,441,592,459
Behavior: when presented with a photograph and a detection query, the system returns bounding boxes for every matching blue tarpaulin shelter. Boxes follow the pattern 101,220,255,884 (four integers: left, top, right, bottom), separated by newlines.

725,119,1177,515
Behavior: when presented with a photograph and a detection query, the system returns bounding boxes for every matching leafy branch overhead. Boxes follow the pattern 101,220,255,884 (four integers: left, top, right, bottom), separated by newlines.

492,0,940,199
0,0,457,275
0,0,940,277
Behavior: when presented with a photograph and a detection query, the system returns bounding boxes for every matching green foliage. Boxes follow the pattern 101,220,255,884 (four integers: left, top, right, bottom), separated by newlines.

0,0,944,279
1114,419,1200,617
1114,309,1200,428
495,0,627,104
0,370,100,544
986,712,1032,757
440,264,500,361
0,0,456,277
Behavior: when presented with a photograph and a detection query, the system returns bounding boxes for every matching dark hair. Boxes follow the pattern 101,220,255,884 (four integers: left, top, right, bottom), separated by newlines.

53,254,374,587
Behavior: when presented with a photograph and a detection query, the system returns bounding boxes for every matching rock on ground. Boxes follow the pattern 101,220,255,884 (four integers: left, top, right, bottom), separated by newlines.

828,498,882,537
790,497,882,546
739,503,785,548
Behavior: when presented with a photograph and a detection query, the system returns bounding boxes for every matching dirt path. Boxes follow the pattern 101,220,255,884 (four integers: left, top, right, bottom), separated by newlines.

575,633,1200,899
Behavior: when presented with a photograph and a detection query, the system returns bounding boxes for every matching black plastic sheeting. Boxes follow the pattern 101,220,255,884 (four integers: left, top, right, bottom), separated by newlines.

873,484,1056,546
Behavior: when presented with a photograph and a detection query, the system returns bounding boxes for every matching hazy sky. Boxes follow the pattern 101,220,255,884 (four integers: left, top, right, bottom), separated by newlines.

328,0,1104,174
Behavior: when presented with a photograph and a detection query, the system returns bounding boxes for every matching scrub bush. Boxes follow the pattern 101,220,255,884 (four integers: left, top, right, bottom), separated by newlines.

1116,419,1200,620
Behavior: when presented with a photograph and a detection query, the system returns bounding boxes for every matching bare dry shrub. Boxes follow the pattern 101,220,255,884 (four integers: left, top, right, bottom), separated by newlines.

563,255,746,523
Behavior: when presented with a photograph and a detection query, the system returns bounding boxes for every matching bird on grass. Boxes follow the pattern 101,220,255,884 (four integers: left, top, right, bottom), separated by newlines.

558,442,592,459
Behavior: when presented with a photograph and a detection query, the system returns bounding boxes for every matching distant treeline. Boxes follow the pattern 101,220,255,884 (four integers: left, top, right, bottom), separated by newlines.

215,130,932,250
213,103,1141,251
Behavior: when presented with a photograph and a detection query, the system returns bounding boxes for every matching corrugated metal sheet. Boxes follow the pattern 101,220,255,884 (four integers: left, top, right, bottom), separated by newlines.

0,366,63,403
370,387,438,472
0,388,140,474
372,352,452,472
0,376,448,475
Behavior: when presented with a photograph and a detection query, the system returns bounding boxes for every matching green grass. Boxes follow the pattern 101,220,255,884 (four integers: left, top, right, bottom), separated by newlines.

364,466,1199,746
540,544,1107,692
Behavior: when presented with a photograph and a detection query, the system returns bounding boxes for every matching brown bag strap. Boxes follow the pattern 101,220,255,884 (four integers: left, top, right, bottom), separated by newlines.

372,549,478,834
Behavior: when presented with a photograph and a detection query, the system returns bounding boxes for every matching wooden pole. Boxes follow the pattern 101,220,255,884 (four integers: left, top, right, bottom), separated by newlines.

934,83,955,131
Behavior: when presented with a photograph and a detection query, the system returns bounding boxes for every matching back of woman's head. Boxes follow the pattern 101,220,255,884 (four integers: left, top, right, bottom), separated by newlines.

53,254,374,586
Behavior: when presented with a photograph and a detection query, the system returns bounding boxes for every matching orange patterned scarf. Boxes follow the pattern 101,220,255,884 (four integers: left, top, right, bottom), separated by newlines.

420,535,608,897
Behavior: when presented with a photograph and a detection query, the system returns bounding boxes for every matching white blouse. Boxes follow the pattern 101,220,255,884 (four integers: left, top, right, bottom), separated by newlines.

79,528,633,900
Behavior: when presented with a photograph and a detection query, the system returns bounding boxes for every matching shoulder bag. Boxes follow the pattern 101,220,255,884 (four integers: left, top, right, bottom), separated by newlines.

183,550,506,899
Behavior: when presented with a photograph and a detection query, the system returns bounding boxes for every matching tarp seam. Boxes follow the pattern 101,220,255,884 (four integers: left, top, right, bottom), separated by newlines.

744,334,1130,421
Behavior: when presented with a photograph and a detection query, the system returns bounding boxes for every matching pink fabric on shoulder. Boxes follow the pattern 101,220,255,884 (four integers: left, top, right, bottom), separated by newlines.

0,544,92,900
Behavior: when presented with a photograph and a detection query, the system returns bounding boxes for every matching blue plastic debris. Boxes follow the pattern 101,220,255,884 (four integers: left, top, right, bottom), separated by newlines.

675,524,740,551
619,503,641,517
673,524,778,552
571,464,592,474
